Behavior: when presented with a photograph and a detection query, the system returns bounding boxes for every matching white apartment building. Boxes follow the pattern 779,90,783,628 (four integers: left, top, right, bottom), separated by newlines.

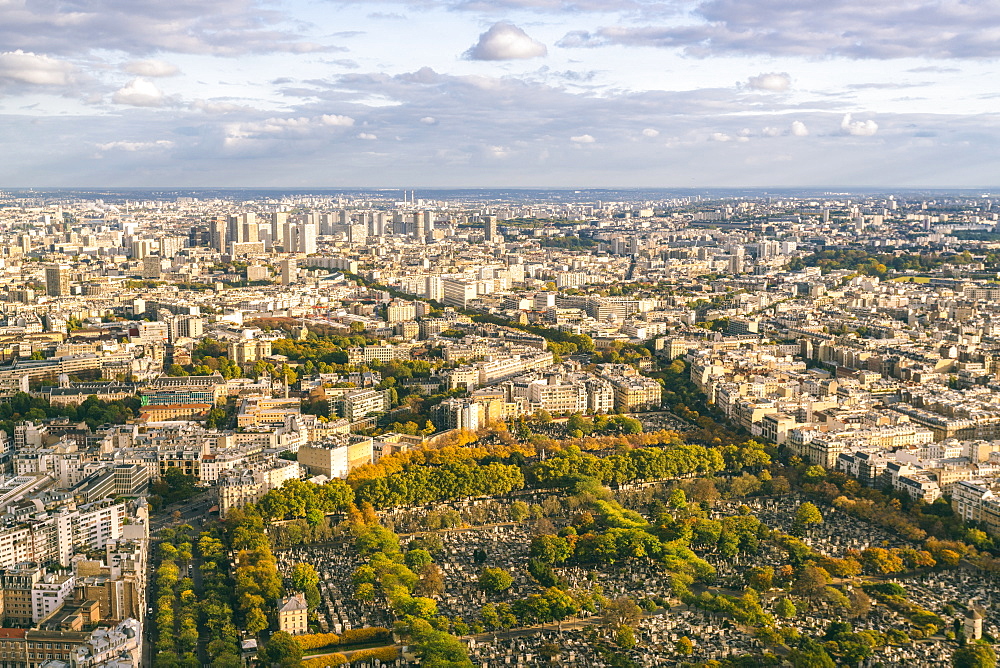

31,572,75,622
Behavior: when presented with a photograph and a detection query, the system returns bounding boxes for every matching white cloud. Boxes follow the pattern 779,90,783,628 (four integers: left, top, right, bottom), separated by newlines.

711,132,749,143
487,145,511,158
0,0,327,58
420,116,437,125
641,128,659,137
790,120,809,136
746,72,791,92
0,50,74,86
224,114,357,147
841,113,878,136
464,22,547,60
761,126,780,137
570,134,595,143
190,100,254,114
112,78,164,107
357,132,377,140
320,114,355,126
555,1,1000,59
123,59,180,77
97,140,174,152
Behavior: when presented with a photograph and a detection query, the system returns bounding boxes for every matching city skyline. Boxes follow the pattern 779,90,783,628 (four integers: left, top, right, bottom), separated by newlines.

0,0,997,187
0,181,998,665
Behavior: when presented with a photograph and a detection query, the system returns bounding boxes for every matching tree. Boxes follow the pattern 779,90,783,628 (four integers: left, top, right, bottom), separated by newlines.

676,636,694,655
212,654,242,668
788,641,836,668
847,588,871,618
355,582,376,603
415,563,445,598
510,501,530,521
886,629,910,645
954,643,997,668
688,478,719,506
405,549,434,572
747,566,774,591
154,467,198,505
861,547,905,574
530,535,572,564
602,597,642,630
615,624,636,649
245,607,267,634
792,565,831,603
154,651,181,668
480,603,500,630
792,502,823,535
263,631,302,667
776,597,797,619
290,563,319,592
479,567,514,594
667,488,687,510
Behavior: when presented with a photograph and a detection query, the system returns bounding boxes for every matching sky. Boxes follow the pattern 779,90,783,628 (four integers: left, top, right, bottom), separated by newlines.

0,0,997,188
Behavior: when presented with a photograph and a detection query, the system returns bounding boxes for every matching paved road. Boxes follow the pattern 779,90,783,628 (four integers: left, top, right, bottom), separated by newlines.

150,490,215,533
143,489,216,666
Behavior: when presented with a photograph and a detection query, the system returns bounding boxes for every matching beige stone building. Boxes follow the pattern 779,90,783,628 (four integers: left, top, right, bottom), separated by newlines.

277,593,308,635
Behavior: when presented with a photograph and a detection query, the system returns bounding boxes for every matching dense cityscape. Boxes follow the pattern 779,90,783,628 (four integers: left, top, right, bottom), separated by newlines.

0,188,997,666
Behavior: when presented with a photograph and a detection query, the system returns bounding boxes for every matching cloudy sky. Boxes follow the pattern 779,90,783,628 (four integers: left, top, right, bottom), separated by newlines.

0,0,997,188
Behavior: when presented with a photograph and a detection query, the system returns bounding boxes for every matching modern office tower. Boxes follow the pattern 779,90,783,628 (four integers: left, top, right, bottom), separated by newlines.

348,224,367,244
160,236,185,258
484,216,498,241
270,212,288,248
247,265,269,281
287,219,317,254
411,212,425,242
141,255,163,279
611,236,638,255
257,226,272,249
188,225,210,248
319,213,336,236
227,213,258,245
425,276,442,301
304,218,318,253
441,277,477,308
280,258,297,286
370,212,387,238
423,210,435,239
244,216,259,244
210,218,228,252
45,264,70,297
729,249,745,274
226,215,241,244
276,218,291,252
130,238,159,260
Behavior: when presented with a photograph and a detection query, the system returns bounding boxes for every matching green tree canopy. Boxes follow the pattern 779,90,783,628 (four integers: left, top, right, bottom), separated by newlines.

954,643,998,668
478,567,514,594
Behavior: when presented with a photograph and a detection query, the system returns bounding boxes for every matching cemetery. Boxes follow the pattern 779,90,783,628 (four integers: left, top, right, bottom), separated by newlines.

271,482,1000,666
